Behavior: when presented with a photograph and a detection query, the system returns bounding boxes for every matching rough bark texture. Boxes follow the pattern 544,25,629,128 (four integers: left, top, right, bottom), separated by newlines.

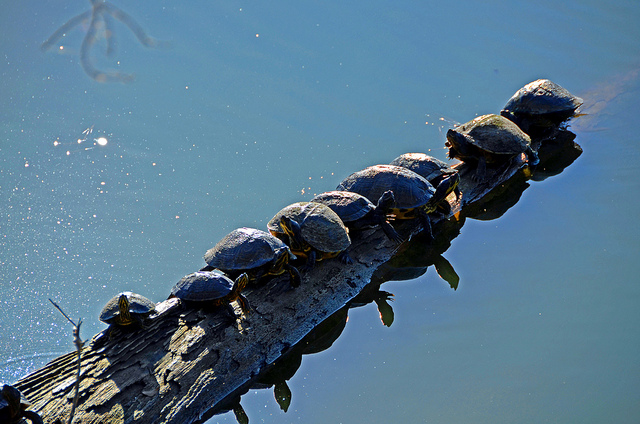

14,132,580,424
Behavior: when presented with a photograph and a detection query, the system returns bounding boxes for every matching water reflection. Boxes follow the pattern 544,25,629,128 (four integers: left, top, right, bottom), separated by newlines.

12,80,584,423
205,122,582,424
41,0,164,82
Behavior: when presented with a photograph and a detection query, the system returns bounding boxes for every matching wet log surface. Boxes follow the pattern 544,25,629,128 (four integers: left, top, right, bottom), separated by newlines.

13,129,581,424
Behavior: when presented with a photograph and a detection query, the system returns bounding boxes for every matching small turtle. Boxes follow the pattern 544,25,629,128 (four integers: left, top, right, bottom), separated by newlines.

445,114,539,181
501,79,583,118
99,291,156,328
0,385,43,424
267,202,351,270
310,190,402,243
336,165,456,237
202,227,301,287
390,153,461,200
170,271,250,317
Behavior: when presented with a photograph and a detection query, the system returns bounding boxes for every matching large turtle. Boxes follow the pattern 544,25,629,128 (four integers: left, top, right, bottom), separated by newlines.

310,190,402,243
170,271,250,318
0,385,43,424
501,79,583,118
336,165,456,237
445,114,539,181
202,227,301,287
389,153,461,201
267,202,351,270
99,291,156,328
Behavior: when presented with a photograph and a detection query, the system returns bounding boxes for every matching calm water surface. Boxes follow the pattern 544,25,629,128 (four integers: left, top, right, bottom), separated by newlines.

1,1,639,423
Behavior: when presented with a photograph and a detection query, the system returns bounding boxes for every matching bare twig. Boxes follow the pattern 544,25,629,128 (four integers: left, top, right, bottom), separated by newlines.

49,299,85,424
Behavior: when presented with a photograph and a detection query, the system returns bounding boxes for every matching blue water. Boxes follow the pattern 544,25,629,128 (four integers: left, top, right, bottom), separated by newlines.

1,1,639,423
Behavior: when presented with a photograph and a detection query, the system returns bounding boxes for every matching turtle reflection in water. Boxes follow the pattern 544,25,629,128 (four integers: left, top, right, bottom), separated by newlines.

0,384,43,424
446,114,539,182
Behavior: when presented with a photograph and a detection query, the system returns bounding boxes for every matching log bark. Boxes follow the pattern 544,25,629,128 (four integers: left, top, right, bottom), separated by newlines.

13,130,580,424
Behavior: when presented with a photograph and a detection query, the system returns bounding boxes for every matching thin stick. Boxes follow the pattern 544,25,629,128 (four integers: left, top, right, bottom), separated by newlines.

49,299,84,424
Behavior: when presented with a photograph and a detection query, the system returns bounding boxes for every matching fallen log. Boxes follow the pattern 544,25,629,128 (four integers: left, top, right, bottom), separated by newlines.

13,129,581,424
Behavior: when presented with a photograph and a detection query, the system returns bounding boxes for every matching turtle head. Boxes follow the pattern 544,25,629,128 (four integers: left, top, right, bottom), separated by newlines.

425,173,460,212
434,173,460,201
231,273,251,314
233,273,249,293
375,190,396,212
272,246,295,274
445,129,474,160
279,216,304,252
117,293,133,326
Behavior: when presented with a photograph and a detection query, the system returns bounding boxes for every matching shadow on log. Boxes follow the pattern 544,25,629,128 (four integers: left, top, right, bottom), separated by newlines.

13,128,582,424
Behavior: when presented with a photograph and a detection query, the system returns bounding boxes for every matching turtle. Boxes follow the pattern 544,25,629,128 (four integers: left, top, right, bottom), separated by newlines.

389,153,461,201
267,202,351,271
170,271,250,317
0,384,43,424
336,164,456,237
310,190,402,243
202,227,301,288
445,114,539,182
501,79,583,119
99,291,156,328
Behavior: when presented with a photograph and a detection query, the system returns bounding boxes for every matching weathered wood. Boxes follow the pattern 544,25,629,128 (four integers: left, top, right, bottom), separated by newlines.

14,130,580,424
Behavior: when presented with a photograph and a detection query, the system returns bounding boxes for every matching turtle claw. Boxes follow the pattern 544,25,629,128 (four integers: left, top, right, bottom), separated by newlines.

338,250,353,265
381,221,403,243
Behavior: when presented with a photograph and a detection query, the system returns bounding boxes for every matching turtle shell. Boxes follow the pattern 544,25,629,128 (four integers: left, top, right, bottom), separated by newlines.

336,165,435,210
99,292,155,323
267,202,350,253
310,191,374,223
204,227,290,271
390,153,457,183
170,271,235,301
447,114,531,155
501,79,583,116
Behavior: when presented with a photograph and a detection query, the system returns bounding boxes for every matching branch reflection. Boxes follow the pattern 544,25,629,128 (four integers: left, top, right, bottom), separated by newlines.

42,0,165,82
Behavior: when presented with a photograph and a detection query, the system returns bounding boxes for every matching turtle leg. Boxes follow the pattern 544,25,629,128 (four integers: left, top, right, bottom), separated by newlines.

303,250,317,272
380,220,403,243
437,199,452,216
525,145,540,165
132,314,149,330
373,191,402,243
223,303,239,322
474,156,488,182
285,263,301,287
236,294,251,314
454,185,462,200
338,249,353,265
